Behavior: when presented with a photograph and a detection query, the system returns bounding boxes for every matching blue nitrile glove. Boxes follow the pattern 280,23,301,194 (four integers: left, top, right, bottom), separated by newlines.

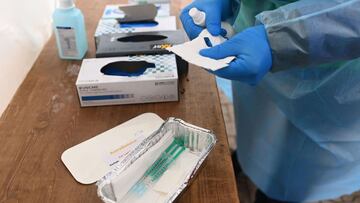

200,25,273,85
180,0,232,40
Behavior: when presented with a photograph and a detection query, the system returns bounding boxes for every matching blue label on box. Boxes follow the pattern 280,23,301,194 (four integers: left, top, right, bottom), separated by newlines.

82,94,134,101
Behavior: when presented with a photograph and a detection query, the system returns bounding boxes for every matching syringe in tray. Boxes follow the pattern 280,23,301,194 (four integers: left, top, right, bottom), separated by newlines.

122,137,186,199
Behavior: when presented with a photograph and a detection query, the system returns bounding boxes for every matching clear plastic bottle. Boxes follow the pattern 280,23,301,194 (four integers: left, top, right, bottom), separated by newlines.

189,7,235,38
53,0,88,60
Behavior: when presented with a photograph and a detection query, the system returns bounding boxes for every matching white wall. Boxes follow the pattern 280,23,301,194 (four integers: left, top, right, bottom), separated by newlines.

0,0,55,116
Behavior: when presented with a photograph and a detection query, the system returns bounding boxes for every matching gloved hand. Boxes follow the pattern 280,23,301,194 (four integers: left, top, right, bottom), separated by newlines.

200,25,273,85
180,0,231,40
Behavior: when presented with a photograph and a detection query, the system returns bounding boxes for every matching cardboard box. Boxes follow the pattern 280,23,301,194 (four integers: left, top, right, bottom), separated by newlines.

96,30,186,57
95,3,174,46
76,54,179,107
96,30,189,76
95,16,176,39
101,3,170,20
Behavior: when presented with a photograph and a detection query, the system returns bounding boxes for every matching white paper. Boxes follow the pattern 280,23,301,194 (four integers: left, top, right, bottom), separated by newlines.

114,131,174,202
167,29,235,71
153,149,199,194
115,148,200,203
61,113,164,184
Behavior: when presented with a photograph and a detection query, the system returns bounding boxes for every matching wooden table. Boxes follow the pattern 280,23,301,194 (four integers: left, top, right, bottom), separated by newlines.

0,0,240,202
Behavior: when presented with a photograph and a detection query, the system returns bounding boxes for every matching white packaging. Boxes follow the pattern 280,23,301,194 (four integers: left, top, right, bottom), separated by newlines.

76,54,178,107
168,29,235,71
61,113,165,184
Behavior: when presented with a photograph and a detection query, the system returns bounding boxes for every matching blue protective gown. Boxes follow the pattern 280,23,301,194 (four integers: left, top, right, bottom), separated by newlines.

231,0,360,202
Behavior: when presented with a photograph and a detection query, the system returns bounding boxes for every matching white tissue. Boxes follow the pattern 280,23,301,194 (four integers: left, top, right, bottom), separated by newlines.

167,29,235,71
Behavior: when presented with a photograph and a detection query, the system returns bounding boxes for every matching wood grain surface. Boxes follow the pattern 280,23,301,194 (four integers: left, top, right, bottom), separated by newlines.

0,0,240,202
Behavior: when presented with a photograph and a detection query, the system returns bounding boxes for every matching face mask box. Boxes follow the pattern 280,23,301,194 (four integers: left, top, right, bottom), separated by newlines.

95,3,175,47
96,30,189,76
76,54,179,107
95,17,176,46
96,31,186,57
101,3,170,20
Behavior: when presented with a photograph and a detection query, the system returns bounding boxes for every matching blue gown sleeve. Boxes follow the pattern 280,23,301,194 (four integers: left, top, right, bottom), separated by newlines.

255,0,360,71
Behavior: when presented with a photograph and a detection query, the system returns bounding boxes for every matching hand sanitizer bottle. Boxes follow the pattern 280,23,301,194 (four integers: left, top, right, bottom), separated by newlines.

53,0,88,60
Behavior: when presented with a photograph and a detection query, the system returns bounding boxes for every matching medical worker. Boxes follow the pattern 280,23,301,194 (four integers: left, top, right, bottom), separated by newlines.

181,0,360,202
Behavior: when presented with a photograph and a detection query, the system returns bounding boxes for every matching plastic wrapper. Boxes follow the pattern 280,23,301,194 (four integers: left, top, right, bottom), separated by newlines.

97,117,217,203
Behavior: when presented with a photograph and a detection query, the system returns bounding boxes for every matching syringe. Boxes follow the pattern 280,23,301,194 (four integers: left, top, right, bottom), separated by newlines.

120,138,186,201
